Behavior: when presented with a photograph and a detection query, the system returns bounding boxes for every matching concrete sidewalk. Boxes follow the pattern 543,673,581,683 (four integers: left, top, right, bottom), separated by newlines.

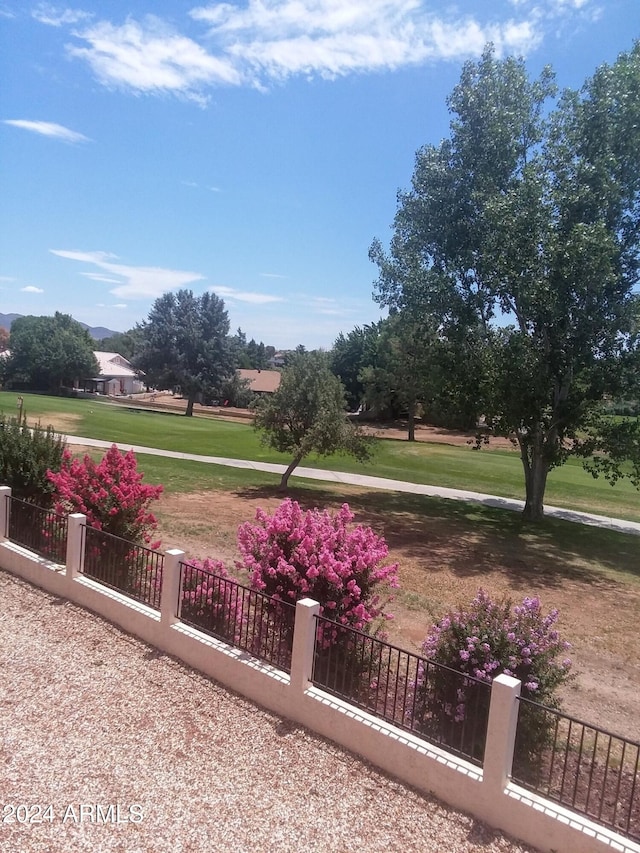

64,435,640,536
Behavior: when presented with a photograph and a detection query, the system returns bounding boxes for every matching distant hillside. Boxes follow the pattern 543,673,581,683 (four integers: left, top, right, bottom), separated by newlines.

0,313,119,342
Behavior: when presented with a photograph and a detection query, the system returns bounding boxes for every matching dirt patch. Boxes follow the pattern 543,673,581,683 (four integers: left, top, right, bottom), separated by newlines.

154,487,640,743
26,412,82,435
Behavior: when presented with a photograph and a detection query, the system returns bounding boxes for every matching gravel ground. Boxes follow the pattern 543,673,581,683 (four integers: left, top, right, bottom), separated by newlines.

0,570,538,853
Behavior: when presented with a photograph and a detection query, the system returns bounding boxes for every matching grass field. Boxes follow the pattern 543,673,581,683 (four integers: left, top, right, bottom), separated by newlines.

2,390,639,738
1,390,639,522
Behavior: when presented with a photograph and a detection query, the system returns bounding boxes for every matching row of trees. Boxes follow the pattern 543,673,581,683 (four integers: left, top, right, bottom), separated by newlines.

2,44,639,522
330,313,482,437
0,299,276,409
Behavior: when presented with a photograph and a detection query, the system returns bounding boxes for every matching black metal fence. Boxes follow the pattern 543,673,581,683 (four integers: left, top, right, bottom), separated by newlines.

177,561,296,673
311,615,491,766
513,697,640,842
81,525,163,610
6,495,68,563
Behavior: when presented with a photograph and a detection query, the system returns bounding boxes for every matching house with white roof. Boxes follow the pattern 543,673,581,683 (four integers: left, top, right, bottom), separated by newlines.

86,352,144,396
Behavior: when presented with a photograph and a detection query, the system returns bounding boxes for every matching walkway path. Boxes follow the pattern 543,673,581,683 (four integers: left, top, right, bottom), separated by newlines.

65,435,640,536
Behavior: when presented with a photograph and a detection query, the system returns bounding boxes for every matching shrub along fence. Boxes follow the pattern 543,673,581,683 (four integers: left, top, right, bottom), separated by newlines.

0,484,638,853
82,525,164,610
312,614,491,767
177,560,296,673
6,493,68,563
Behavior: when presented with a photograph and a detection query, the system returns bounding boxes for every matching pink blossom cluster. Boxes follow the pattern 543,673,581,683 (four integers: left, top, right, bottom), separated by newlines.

237,498,399,641
419,589,571,723
180,558,243,638
47,445,163,545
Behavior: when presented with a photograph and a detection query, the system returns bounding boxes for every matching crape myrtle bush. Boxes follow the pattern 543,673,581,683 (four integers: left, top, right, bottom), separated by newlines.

415,589,572,766
179,558,244,644
47,444,163,545
237,498,399,646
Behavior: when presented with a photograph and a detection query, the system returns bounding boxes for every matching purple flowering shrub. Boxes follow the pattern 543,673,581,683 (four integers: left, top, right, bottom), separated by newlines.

414,589,572,765
238,498,399,641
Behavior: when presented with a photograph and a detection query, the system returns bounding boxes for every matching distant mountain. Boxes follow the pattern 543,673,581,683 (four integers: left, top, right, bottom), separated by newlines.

0,313,22,330
0,313,119,342
88,326,121,341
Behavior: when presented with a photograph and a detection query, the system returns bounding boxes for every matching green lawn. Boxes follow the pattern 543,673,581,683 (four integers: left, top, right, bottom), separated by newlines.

2,391,639,522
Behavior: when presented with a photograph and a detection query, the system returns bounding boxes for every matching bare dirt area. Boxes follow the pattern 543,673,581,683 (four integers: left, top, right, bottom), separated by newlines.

155,486,640,743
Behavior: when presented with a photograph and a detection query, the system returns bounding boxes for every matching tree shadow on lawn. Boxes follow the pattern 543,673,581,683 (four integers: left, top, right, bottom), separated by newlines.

234,484,639,591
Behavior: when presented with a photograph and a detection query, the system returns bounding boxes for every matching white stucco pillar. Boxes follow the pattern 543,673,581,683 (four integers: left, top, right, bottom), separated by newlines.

0,486,11,541
483,673,522,797
290,598,321,694
65,513,87,584
161,549,185,627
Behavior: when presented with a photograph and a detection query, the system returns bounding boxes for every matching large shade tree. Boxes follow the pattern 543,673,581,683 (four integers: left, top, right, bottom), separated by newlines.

371,43,640,520
135,290,235,416
254,350,373,489
330,323,381,412
4,313,99,393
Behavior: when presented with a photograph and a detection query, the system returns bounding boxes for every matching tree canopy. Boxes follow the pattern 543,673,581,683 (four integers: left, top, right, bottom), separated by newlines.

3,313,99,393
254,350,373,489
97,329,144,361
135,290,235,416
371,43,640,520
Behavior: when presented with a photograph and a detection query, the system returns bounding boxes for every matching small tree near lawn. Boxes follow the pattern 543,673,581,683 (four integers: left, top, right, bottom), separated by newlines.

253,350,373,489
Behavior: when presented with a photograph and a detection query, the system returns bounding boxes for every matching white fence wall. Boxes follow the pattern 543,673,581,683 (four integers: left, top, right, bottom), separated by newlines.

0,487,637,853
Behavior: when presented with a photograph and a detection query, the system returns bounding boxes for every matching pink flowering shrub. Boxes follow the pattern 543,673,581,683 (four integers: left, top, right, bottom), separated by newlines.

237,499,399,646
47,445,163,545
179,558,245,644
414,589,572,765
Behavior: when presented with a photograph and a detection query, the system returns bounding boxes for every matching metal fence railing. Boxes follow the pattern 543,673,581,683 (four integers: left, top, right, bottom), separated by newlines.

177,561,296,673
4,498,639,842
512,697,640,842
81,525,163,610
6,495,68,563
311,614,491,766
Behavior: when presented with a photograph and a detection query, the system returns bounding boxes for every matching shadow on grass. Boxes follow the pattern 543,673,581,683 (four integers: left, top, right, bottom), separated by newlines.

233,483,640,591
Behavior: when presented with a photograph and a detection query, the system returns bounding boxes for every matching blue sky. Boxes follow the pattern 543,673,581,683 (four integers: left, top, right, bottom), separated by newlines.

0,1,638,349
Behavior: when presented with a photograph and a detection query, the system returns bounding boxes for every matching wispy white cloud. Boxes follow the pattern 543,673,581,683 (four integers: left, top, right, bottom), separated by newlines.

32,3,92,27
51,249,205,299
66,15,242,104
32,1,597,98
260,272,287,279
192,0,542,82
182,179,222,192
80,272,122,284
21,285,44,293
210,284,284,304
307,295,353,316
3,119,90,143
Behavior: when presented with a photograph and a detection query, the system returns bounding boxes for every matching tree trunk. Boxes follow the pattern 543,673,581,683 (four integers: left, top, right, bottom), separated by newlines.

407,395,416,442
520,445,549,522
185,397,195,417
279,453,304,490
